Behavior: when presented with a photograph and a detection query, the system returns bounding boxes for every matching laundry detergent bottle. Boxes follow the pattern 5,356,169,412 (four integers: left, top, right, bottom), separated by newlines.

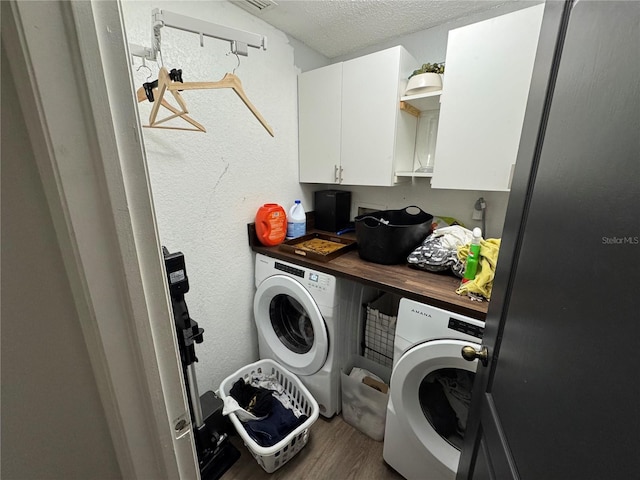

286,200,306,240
255,203,287,246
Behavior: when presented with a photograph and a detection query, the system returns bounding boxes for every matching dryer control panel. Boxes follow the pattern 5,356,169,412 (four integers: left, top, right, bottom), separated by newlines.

448,318,484,339
274,261,305,278
305,271,331,291
396,297,485,345
273,260,332,291
255,254,337,307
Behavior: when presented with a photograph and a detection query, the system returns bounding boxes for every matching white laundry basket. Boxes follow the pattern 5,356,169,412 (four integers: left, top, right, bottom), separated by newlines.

218,359,319,473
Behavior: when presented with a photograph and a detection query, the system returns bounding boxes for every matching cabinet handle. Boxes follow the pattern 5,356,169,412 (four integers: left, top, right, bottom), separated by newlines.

339,166,343,183
334,165,340,183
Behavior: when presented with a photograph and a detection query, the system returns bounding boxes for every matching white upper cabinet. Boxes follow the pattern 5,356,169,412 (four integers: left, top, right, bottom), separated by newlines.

340,47,417,185
431,4,545,191
298,63,343,184
298,46,418,186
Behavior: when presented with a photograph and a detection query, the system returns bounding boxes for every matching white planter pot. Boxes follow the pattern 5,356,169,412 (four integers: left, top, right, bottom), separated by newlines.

405,72,443,95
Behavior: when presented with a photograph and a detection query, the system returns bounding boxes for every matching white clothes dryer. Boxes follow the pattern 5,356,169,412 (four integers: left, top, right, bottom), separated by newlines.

253,254,366,418
383,298,485,480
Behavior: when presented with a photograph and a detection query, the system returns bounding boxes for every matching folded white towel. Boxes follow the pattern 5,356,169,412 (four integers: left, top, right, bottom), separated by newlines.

221,395,266,422
433,225,474,250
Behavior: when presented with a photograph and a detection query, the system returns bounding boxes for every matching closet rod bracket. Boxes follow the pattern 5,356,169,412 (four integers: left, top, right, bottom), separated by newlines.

129,43,156,62
130,9,268,62
153,9,267,56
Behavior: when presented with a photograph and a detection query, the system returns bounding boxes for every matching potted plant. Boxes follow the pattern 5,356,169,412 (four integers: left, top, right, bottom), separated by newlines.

405,62,445,95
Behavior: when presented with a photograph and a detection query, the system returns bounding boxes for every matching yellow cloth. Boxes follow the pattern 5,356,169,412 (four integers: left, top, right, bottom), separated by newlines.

456,238,501,300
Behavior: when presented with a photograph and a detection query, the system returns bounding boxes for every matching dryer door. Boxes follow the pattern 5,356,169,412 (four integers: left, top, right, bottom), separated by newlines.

389,339,479,474
254,275,329,376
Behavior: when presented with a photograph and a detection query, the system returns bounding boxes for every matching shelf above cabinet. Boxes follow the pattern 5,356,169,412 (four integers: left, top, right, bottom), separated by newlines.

400,90,442,116
395,170,433,178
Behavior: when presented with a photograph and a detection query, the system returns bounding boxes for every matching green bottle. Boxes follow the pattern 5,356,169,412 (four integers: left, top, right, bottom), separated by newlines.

463,228,482,282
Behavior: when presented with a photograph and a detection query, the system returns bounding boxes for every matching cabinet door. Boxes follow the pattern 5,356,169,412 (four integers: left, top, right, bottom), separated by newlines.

341,47,414,186
431,4,544,191
298,63,342,184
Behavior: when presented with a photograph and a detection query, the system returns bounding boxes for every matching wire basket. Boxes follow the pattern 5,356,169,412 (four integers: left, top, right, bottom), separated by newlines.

218,359,319,473
363,293,400,368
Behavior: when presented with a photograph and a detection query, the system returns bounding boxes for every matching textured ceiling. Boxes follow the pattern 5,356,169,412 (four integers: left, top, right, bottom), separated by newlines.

231,0,529,58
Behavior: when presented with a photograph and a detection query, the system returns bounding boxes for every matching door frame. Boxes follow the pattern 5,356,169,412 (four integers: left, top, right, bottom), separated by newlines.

2,1,199,478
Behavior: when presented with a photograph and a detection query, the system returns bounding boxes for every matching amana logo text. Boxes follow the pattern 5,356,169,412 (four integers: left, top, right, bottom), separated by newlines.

411,308,432,318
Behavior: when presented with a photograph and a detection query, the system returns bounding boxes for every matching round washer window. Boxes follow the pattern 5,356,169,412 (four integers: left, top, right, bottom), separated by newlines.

269,293,315,354
418,368,475,451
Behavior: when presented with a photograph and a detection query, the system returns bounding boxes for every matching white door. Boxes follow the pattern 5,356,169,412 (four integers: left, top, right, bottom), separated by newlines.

254,275,329,376
389,339,479,473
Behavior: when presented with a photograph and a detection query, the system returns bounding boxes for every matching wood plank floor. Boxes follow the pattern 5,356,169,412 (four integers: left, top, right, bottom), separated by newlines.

221,414,404,480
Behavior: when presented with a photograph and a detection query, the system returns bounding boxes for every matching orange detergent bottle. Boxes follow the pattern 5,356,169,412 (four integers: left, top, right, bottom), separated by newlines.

255,204,287,246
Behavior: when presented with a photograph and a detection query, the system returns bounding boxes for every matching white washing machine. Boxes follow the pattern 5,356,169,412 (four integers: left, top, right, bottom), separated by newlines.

383,298,485,480
253,254,368,418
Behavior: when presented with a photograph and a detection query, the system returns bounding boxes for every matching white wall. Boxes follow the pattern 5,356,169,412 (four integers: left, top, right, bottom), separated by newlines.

327,183,510,239
1,42,122,480
121,0,327,393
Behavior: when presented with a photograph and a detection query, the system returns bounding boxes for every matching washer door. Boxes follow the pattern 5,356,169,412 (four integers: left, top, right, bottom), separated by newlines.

389,339,479,474
254,275,329,376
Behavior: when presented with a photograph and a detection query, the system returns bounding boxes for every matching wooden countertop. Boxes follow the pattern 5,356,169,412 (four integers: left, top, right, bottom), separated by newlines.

248,224,488,320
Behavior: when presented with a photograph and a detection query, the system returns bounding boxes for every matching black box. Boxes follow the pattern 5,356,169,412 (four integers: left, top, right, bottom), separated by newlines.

314,190,351,232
